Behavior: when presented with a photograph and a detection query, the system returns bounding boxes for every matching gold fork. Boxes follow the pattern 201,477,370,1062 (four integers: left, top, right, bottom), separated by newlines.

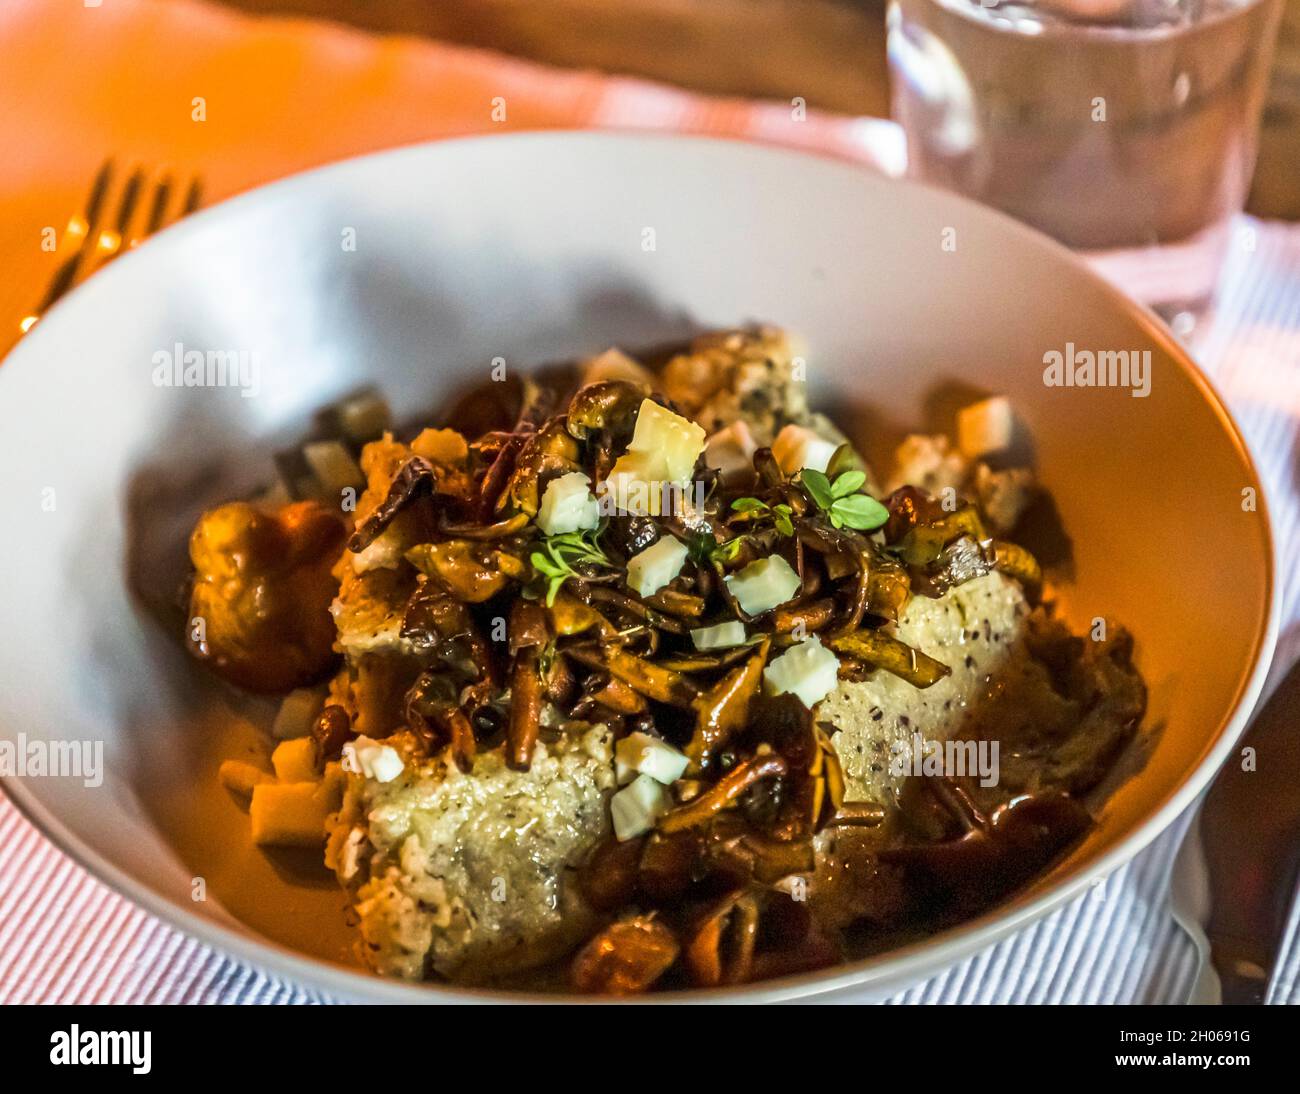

20,160,202,334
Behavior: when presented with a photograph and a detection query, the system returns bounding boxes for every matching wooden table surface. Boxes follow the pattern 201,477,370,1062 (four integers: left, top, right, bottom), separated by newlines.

216,0,1299,220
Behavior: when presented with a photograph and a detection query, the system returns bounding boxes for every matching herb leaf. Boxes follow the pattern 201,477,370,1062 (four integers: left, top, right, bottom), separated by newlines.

689,532,745,565
830,469,867,499
529,552,565,579
529,526,612,606
797,467,887,532
712,537,745,563
730,496,792,538
798,469,834,510
829,493,890,531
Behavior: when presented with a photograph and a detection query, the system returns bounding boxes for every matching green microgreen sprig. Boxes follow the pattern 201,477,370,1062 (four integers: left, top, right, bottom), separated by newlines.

691,532,746,566
529,527,613,606
730,496,795,536
797,469,889,531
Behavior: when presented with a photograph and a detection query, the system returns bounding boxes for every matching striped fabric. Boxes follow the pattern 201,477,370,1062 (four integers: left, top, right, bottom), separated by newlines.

1,218,1296,1005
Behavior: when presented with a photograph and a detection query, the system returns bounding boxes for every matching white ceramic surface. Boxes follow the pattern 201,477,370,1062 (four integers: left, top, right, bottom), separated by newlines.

0,133,1277,1002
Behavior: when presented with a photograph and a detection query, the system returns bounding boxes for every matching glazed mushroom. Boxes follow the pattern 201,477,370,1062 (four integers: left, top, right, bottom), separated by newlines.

827,629,951,689
187,500,346,693
349,455,471,552
684,639,769,773
565,379,650,443
436,510,530,541
405,671,478,772
573,674,648,717
577,834,645,913
684,891,760,987
570,915,680,995
658,750,789,834
503,417,582,516
311,703,354,763
772,598,836,636
566,645,698,707
582,586,690,635
881,776,1092,914
506,600,551,770
404,540,527,601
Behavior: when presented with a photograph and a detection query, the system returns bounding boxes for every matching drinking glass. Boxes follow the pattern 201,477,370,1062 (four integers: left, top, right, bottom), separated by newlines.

888,0,1285,333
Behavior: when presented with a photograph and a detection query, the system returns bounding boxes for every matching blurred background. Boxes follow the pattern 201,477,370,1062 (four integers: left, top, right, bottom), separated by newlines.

3,0,1296,336
214,0,1298,217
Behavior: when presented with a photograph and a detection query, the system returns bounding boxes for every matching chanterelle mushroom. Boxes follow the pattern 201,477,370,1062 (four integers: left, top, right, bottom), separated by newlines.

187,500,345,692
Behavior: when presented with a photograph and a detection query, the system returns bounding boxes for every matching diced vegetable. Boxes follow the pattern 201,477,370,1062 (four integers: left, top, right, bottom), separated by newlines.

602,399,706,516
302,440,365,496
335,390,391,445
610,774,674,841
704,421,757,481
254,478,292,510
249,782,332,846
724,554,801,616
890,433,967,495
368,746,405,783
771,423,838,475
271,737,319,783
341,736,405,783
603,450,665,516
690,620,748,650
218,760,272,799
626,399,706,484
956,395,1014,459
626,535,689,598
271,687,325,739
762,636,841,709
973,463,1036,535
615,732,690,786
537,471,600,536
581,347,656,389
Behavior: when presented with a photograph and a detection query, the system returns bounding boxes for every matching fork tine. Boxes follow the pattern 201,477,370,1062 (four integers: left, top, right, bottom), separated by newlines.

91,166,145,269
82,158,116,235
28,160,116,319
181,177,203,216
142,175,172,239
130,173,206,253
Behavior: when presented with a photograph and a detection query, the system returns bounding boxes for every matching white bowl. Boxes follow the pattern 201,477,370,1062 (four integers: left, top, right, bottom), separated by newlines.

0,133,1277,1002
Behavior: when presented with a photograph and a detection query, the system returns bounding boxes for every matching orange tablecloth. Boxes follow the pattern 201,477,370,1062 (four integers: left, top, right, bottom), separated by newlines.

0,0,900,348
